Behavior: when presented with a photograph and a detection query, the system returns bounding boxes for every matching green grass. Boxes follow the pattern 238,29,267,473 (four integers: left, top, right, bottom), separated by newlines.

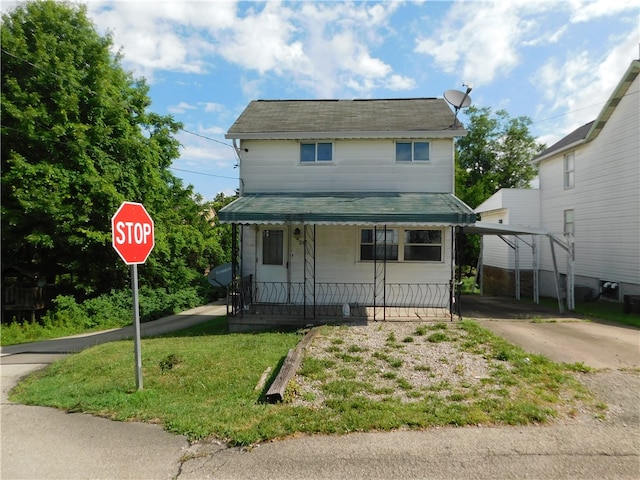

538,297,640,328
9,317,600,446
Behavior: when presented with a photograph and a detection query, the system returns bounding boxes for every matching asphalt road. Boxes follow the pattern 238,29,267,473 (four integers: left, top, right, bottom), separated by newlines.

1,298,639,480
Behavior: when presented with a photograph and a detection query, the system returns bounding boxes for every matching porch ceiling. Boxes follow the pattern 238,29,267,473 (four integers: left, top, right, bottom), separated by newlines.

218,192,476,226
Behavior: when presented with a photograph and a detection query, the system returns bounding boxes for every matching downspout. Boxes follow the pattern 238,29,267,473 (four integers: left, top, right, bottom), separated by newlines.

233,139,244,195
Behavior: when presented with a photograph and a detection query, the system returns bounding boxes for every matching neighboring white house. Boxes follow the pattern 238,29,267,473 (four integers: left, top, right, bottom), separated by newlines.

474,189,540,297
475,59,640,305
219,98,475,328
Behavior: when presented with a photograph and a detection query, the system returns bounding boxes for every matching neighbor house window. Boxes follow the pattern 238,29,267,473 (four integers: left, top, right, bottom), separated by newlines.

396,141,430,162
360,228,398,261
564,152,575,189
300,142,333,162
564,209,574,236
262,229,284,265
360,228,442,262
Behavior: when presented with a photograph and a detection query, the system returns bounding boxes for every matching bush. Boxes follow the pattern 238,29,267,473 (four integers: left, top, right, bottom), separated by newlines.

1,286,210,346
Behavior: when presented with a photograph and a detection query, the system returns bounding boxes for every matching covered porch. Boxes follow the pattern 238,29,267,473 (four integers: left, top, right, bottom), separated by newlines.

218,192,475,331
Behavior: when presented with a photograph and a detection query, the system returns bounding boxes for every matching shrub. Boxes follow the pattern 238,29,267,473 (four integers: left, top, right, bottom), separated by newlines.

1,287,209,346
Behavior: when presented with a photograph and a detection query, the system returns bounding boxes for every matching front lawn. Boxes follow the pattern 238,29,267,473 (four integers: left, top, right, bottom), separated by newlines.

10,316,602,446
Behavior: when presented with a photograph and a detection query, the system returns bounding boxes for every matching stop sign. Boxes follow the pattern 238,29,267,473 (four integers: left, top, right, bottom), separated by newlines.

112,202,155,264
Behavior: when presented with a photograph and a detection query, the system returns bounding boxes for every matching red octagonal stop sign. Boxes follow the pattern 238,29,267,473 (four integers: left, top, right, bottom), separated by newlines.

112,202,155,264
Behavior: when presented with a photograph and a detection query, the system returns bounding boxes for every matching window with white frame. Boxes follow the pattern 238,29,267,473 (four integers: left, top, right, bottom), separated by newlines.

359,228,442,262
404,229,442,261
564,152,575,189
360,228,398,261
262,229,284,265
563,209,574,236
396,141,430,162
300,142,333,162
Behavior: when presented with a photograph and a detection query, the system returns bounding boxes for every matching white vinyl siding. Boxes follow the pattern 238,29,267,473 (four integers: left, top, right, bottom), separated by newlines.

238,138,454,193
475,189,541,270
241,225,454,287
538,73,640,289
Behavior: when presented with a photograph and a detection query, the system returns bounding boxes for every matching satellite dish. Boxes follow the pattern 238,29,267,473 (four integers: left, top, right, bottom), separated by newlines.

208,263,233,287
444,89,472,109
443,84,473,127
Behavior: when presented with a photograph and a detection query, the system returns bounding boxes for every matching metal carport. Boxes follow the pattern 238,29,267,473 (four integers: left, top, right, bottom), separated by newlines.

461,222,574,314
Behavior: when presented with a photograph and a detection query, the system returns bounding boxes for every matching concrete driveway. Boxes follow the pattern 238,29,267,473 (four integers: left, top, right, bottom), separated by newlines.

461,295,640,369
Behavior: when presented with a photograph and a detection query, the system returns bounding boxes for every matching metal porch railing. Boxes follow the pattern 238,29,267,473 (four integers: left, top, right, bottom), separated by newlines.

229,279,452,320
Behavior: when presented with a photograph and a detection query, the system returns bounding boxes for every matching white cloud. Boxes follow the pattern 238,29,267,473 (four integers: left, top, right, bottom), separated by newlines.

85,0,412,97
168,102,197,114
568,0,639,23
200,102,225,113
414,1,553,86
199,125,225,135
532,28,638,144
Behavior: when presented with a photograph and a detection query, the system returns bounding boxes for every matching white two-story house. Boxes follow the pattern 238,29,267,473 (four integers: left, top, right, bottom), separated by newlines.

474,59,640,307
218,98,475,329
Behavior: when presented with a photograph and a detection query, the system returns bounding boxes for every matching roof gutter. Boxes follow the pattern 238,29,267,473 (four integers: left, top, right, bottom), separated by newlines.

225,129,467,140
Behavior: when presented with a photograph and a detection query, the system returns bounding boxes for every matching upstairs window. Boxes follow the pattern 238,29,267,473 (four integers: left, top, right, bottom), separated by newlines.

396,141,430,162
300,142,333,162
564,152,575,189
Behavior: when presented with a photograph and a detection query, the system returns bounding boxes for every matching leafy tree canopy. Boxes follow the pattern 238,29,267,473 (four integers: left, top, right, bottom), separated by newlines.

454,106,545,270
455,105,545,209
1,1,228,298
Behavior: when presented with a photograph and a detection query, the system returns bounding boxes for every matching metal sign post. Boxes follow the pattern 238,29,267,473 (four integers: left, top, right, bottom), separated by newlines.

112,202,155,391
131,263,143,390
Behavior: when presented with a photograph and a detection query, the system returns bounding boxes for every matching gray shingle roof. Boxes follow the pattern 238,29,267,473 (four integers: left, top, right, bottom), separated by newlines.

533,121,594,161
226,98,461,138
218,192,476,225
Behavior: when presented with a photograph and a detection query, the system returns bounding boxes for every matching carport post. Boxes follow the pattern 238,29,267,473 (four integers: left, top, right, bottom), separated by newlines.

567,234,575,311
532,236,539,304
548,235,565,314
514,236,520,301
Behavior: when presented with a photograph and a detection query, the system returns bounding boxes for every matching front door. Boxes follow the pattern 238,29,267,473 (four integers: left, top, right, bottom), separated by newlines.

258,227,289,303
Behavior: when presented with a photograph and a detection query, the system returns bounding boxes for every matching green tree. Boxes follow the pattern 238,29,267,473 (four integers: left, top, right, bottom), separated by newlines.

456,106,544,209
1,1,224,299
455,106,545,270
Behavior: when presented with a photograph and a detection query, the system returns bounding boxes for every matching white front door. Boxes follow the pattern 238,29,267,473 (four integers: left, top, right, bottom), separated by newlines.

258,227,289,303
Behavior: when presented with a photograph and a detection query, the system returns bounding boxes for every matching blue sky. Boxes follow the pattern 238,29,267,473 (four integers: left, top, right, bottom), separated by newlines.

7,1,640,200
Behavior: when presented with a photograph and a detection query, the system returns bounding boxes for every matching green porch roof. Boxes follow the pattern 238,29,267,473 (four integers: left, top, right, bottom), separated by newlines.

218,193,476,226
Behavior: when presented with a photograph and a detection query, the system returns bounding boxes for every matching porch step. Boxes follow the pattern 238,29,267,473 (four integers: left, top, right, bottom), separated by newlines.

227,315,366,333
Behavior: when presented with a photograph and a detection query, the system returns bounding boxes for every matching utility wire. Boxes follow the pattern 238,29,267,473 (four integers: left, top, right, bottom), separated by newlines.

169,167,237,180
180,129,233,148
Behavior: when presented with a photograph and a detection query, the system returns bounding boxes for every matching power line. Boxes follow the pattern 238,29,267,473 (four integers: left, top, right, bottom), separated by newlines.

170,167,237,180
181,129,233,148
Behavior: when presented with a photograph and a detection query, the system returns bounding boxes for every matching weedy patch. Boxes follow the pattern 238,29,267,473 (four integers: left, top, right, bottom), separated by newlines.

293,320,602,430
427,332,449,343
159,353,182,373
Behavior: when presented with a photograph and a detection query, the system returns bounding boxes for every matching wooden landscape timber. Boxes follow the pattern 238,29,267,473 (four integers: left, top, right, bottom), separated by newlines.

265,327,319,403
